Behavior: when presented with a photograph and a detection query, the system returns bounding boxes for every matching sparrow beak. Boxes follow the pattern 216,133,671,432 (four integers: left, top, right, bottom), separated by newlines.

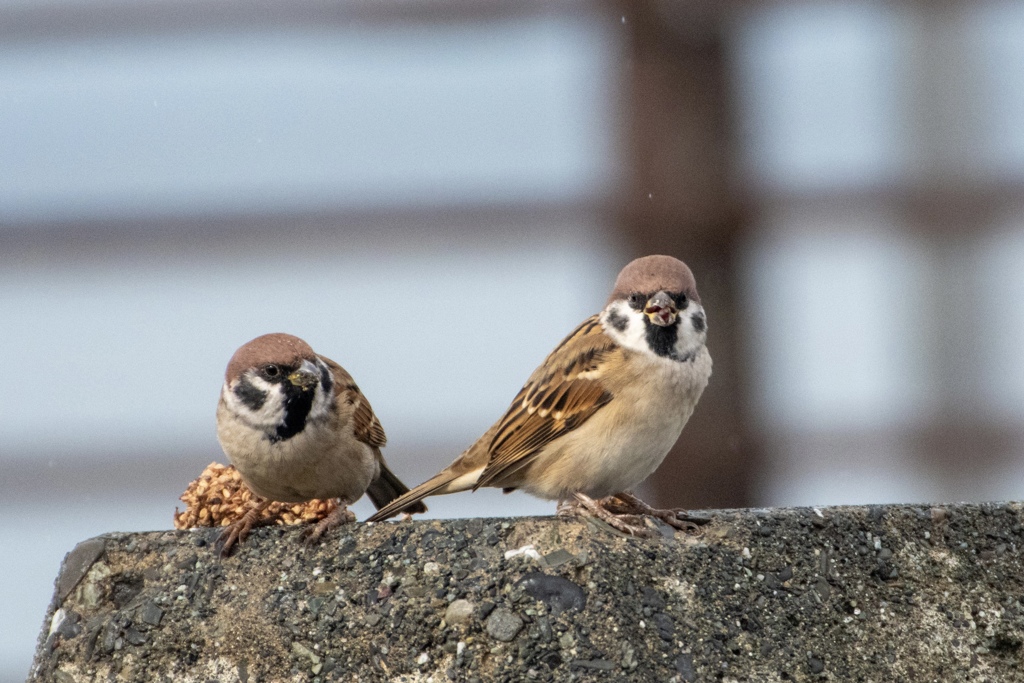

287,360,320,392
644,291,678,327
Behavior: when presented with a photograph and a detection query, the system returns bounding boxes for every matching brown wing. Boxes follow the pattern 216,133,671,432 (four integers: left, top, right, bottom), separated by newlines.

319,356,387,449
473,315,617,489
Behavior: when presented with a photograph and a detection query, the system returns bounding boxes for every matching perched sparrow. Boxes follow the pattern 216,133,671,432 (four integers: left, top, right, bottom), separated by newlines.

215,333,425,555
368,255,711,535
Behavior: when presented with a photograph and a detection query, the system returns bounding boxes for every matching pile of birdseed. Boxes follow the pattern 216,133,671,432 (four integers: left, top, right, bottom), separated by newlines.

173,461,337,529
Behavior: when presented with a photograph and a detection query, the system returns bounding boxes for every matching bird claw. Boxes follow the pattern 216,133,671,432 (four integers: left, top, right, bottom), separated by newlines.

561,492,710,538
651,512,703,534
301,506,356,545
609,492,709,535
564,493,657,537
216,517,255,558
598,514,654,537
216,499,271,558
215,524,243,558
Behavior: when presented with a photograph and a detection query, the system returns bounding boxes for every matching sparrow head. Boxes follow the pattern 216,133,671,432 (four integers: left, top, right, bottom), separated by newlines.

221,333,335,442
600,255,707,362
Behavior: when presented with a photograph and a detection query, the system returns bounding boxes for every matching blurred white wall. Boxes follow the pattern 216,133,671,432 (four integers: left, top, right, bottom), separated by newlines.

731,0,1024,507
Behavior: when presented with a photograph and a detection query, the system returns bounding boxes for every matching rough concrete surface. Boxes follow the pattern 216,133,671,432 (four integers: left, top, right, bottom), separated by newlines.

27,503,1024,682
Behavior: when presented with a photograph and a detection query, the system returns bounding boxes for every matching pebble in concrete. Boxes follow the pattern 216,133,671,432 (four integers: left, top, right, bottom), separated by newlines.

485,607,524,642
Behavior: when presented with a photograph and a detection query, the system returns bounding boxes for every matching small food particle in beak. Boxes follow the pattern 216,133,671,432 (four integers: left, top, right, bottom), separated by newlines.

287,360,321,391
644,292,678,327
287,371,318,391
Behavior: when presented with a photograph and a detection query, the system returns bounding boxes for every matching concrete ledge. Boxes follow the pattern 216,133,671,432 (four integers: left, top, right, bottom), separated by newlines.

28,503,1024,682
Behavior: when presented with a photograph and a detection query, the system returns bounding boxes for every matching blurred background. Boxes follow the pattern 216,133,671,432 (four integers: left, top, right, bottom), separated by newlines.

4,0,1024,679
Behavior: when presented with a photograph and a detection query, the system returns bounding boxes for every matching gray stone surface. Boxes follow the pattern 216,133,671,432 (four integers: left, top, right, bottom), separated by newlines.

26,503,1024,682
485,606,525,642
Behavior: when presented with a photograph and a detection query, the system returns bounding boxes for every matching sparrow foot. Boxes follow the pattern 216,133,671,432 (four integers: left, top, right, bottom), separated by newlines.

567,493,656,537
302,504,356,545
216,498,272,558
606,491,707,534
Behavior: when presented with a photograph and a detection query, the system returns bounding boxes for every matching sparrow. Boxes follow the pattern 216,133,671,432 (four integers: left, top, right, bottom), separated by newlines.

214,333,425,556
368,254,711,535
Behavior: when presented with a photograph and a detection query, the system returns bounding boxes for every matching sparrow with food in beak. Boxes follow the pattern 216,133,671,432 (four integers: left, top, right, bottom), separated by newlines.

215,333,425,555
368,255,711,535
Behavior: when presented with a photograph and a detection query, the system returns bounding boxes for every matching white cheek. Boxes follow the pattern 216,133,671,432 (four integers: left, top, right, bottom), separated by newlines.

309,385,334,422
599,301,648,353
222,375,286,429
245,374,275,394
674,305,708,357
601,300,708,359
307,359,335,422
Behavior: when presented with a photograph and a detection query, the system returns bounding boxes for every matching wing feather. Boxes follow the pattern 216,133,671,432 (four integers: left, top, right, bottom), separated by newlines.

474,315,617,489
320,356,387,449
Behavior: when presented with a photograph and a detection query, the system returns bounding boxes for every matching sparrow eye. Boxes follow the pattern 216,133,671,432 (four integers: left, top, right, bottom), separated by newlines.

263,364,281,378
673,293,689,309
627,293,646,310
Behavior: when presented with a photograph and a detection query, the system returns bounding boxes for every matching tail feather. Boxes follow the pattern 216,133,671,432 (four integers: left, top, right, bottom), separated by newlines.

366,461,428,516
366,467,478,522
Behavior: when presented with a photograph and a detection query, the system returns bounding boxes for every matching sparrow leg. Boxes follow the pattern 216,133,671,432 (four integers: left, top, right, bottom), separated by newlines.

302,502,356,545
569,492,654,537
555,499,576,517
607,491,707,534
216,498,272,558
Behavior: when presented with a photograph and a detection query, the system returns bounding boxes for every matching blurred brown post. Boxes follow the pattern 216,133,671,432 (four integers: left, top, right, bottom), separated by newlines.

616,1,757,509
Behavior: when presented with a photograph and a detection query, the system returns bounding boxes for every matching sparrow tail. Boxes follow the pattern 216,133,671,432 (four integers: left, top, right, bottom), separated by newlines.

366,461,428,516
366,467,480,522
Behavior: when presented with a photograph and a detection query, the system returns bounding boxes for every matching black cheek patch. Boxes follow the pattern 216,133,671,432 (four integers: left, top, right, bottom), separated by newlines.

234,378,268,411
319,363,334,396
691,312,706,333
606,309,629,332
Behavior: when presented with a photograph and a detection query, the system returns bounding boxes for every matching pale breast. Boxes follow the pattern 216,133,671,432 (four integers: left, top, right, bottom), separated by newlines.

519,346,712,500
217,402,378,504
